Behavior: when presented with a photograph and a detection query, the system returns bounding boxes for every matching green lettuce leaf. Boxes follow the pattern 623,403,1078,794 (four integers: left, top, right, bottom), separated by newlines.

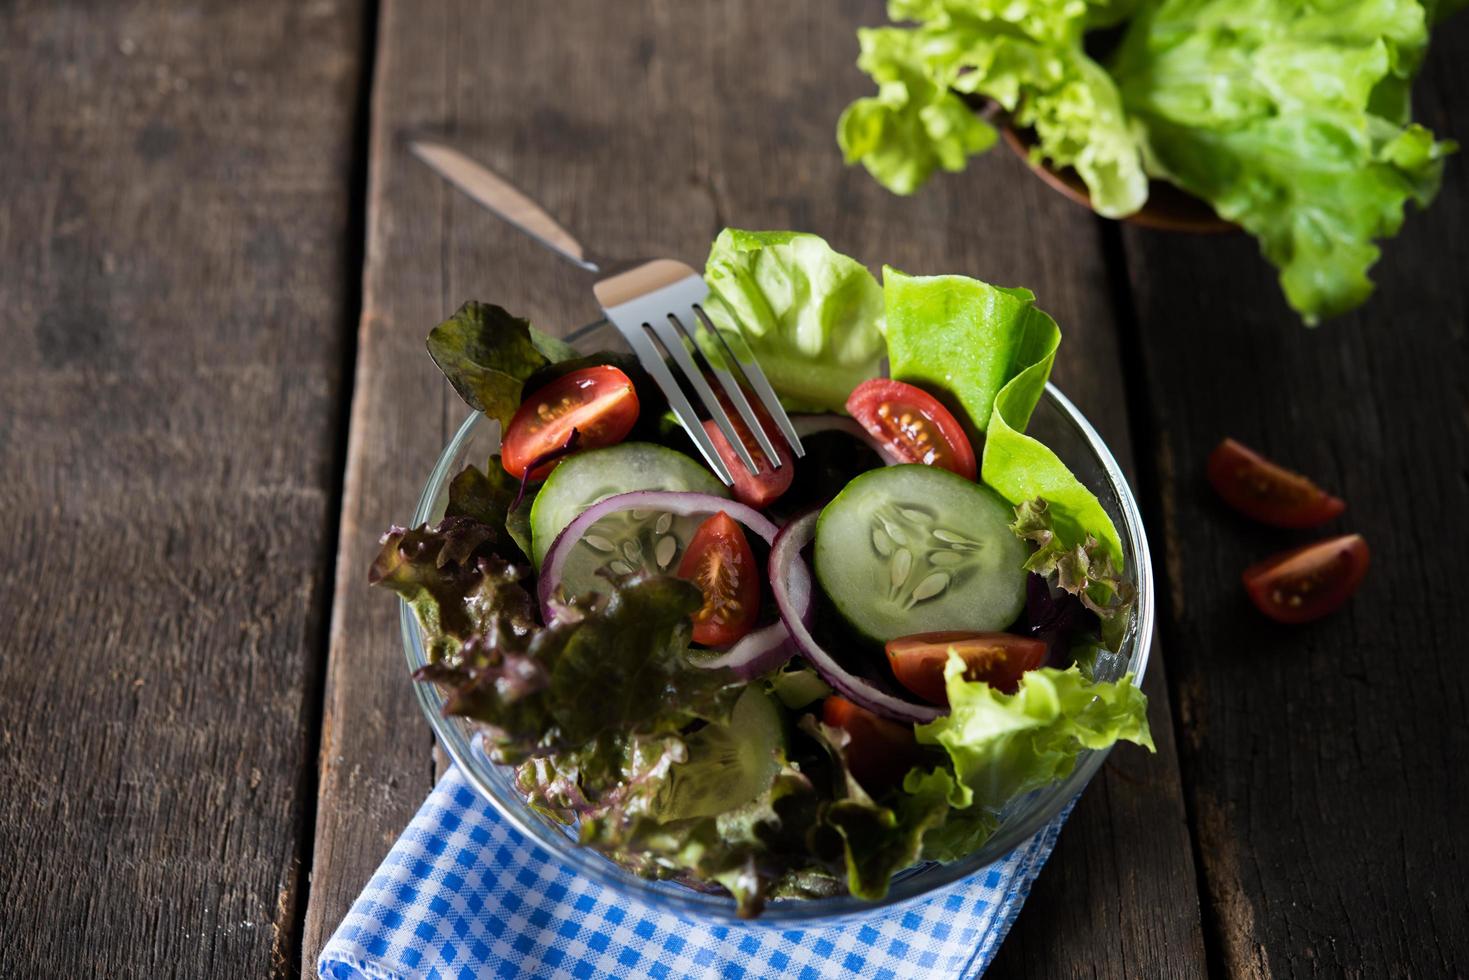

533,701,851,917
1112,0,1455,322
426,301,564,428
916,656,1153,813
901,266,1133,587
505,494,535,563
902,766,1000,863
884,267,1061,436
799,716,949,900
837,25,999,196
838,1,1149,215
841,0,1457,321
701,229,886,412
976,287,1124,567
769,665,833,709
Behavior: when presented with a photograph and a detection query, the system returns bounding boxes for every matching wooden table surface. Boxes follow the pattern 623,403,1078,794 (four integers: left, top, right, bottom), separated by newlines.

2,2,1465,977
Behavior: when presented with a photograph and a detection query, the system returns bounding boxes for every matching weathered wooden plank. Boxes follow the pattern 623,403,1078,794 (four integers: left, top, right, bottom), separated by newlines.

0,1,363,977
1117,17,1469,979
299,0,457,962
305,2,1206,975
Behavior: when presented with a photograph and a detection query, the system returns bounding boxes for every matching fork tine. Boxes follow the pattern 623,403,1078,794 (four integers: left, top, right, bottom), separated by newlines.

646,313,760,475
666,313,782,467
617,323,734,484
694,305,806,458
703,356,784,467
681,312,787,470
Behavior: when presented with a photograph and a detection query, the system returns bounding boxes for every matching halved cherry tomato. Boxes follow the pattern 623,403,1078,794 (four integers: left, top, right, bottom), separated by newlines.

501,366,639,481
846,379,977,480
676,512,760,646
1242,534,1369,625
1207,438,1345,528
885,631,1048,704
821,696,924,793
703,390,794,509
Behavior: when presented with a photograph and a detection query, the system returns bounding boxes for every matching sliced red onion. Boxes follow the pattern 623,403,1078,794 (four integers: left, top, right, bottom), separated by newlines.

790,414,905,466
768,511,942,725
697,532,812,678
538,490,798,678
695,619,796,679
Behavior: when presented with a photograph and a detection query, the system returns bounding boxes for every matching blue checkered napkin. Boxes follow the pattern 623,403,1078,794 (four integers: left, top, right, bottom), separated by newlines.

319,766,1072,980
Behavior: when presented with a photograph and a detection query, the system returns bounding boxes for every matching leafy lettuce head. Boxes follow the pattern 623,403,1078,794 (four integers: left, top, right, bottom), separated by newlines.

839,0,1459,322
838,0,1150,217
916,654,1153,812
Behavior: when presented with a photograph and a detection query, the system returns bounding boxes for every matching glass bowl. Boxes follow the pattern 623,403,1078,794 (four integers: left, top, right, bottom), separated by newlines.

401,382,1154,925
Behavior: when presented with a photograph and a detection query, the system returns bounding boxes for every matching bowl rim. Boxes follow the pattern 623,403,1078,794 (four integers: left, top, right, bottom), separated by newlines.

400,381,1155,925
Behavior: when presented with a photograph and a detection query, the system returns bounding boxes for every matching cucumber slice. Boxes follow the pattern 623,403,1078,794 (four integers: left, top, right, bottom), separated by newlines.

550,505,715,602
658,686,784,820
814,465,1028,643
528,443,728,567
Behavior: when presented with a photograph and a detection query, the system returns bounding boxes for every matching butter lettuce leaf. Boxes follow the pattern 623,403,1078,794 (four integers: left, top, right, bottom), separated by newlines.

837,25,1000,196
916,657,1153,813
838,0,1149,216
979,294,1124,566
1112,0,1455,322
840,0,1460,321
885,267,1060,436
701,229,886,413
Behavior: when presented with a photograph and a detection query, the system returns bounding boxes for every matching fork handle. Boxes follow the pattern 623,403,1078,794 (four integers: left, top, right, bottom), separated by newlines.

410,141,600,273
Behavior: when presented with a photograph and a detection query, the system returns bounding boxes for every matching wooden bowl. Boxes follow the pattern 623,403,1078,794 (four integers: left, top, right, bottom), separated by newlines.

998,122,1235,234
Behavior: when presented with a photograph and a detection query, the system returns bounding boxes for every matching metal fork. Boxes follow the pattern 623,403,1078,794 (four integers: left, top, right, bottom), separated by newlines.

410,140,804,484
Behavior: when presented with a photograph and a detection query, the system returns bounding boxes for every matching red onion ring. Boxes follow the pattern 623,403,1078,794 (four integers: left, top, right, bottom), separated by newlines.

790,414,905,466
768,511,942,725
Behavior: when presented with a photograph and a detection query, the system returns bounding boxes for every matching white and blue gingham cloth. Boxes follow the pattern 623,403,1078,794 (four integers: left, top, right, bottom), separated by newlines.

319,765,1072,979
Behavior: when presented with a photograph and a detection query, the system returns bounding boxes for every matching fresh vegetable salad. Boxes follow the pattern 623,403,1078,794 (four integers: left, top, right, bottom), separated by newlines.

372,230,1154,917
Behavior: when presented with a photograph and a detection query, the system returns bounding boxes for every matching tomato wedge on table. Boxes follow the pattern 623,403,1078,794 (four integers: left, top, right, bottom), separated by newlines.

676,512,761,646
501,366,639,481
885,631,1048,704
1243,534,1369,625
1207,438,1345,528
703,390,795,509
847,379,977,480
821,696,924,793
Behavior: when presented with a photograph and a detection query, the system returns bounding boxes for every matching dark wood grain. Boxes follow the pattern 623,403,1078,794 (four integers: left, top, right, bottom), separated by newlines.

304,1,1207,975
1116,17,1469,980
0,1,362,977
